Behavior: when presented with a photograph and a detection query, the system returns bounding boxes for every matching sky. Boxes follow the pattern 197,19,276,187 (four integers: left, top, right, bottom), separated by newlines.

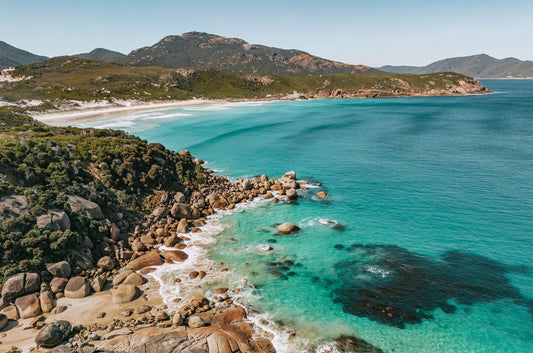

1,0,532,67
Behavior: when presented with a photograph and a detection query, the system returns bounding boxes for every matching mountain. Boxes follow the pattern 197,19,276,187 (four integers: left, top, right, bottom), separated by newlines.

76,48,126,62
0,41,48,68
378,54,533,78
119,31,384,76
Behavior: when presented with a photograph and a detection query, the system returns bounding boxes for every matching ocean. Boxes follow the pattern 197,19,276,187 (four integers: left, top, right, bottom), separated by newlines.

76,80,533,352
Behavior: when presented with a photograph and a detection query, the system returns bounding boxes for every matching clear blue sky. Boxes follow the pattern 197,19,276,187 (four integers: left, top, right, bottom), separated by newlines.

1,0,532,66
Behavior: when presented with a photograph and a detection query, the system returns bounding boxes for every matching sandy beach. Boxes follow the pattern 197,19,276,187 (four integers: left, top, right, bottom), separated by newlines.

31,99,226,127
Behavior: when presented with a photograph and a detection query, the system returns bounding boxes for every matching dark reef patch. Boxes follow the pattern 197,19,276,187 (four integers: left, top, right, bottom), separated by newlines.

334,244,531,328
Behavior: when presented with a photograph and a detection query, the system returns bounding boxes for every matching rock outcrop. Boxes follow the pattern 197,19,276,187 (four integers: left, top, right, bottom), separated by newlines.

68,195,104,219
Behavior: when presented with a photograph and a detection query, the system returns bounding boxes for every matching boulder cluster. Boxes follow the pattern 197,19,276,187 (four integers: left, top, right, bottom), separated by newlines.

0,169,319,352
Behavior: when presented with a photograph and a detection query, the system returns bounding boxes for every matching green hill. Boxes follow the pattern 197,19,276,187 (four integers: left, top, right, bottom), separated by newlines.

0,56,488,107
378,54,533,78
0,41,48,69
75,48,126,62
119,31,384,76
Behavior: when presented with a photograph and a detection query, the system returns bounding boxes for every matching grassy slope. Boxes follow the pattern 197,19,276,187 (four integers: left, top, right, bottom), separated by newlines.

0,56,480,105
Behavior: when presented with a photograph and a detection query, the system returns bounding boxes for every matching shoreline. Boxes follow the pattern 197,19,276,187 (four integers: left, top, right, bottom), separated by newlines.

30,88,491,128
0,170,313,353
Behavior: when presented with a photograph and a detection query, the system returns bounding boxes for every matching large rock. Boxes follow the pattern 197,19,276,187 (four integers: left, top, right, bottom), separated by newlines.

40,291,54,313
37,211,71,231
97,256,115,271
161,250,188,263
15,293,41,319
170,203,191,219
1,273,25,299
126,251,162,270
122,273,146,286
0,313,7,330
68,195,103,219
35,320,72,348
25,272,41,293
278,222,300,235
64,276,90,299
48,261,72,278
50,277,69,294
110,284,138,304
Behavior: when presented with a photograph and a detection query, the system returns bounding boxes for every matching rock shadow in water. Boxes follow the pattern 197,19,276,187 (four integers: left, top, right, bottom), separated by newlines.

333,244,532,328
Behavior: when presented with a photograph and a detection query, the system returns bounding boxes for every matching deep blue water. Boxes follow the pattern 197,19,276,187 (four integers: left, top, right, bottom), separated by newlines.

78,80,533,352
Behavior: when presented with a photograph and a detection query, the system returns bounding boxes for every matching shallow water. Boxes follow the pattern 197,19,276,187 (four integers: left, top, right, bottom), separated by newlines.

76,80,533,352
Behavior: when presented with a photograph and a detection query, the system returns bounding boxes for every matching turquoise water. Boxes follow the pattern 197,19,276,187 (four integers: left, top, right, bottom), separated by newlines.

78,80,533,352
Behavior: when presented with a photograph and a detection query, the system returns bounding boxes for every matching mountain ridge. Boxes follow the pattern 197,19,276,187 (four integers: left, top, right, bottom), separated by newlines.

0,41,48,69
378,54,533,78
118,31,384,76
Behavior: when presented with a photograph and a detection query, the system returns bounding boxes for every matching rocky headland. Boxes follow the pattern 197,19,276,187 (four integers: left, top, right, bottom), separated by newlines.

0,111,312,353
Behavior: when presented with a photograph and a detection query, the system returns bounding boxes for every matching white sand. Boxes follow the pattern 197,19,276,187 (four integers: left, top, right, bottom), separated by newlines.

31,99,227,126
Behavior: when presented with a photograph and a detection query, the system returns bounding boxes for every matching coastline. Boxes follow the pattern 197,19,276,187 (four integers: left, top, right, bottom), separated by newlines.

31,86,491,128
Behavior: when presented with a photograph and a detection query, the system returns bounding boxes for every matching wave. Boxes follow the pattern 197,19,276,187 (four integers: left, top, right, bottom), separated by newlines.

186,121,288,150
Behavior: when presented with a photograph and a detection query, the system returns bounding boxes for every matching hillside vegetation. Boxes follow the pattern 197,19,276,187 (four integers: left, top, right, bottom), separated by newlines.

0,107,208,284
0,56,487,107
119,32,384,76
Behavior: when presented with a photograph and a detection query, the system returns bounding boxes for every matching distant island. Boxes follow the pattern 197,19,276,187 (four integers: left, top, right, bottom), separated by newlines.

378,54,533,79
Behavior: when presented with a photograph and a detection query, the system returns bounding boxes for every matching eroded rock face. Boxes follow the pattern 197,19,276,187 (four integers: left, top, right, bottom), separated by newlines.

68,195,103,220
35,320,72,348
97,306,274,353
48,261,72,278
64,276,90,299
